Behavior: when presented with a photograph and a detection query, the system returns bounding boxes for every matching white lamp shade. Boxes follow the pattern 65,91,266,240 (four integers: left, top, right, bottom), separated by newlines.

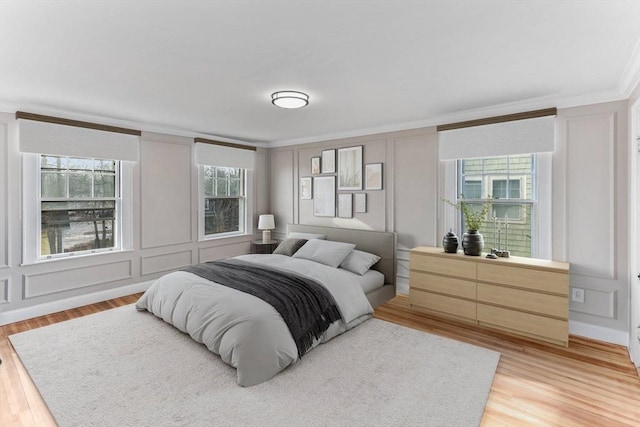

258,214,275,230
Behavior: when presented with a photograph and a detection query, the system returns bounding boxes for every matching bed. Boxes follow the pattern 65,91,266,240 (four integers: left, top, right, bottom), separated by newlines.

136,224,396,386
286,224,397,308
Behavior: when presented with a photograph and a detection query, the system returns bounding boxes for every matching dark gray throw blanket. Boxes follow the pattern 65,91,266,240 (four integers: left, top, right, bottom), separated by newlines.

182,259,342,358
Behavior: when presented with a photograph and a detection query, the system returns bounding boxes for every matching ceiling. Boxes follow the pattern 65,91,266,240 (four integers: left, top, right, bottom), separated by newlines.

1,1,639,146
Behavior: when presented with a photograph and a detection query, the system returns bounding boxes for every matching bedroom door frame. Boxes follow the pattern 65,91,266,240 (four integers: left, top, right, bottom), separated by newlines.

630,98,640,367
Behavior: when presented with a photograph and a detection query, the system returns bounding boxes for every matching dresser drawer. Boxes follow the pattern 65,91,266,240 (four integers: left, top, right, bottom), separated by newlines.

410,271,476,300
410,290,476,321
410,252,476,280
477,263,568,295
477,303,568,345
477,283,568,319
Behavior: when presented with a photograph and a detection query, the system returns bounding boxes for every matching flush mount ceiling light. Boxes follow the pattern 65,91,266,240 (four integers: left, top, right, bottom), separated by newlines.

271,91,309,109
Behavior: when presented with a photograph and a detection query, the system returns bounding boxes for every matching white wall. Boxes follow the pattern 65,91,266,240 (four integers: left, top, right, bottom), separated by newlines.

0,114,268,324
269,100,633,344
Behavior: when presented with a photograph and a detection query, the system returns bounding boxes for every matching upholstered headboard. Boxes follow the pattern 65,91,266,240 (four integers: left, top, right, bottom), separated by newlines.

286,224,396,288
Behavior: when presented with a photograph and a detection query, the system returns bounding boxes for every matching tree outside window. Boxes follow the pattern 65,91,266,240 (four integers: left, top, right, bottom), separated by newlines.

39,155,119,257
202,166,245,236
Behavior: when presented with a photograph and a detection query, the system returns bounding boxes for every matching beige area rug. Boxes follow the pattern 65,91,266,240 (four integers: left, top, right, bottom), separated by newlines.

10,304,500,427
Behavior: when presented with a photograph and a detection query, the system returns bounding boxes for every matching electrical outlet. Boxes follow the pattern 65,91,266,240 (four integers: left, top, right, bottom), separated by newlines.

571,287,585,303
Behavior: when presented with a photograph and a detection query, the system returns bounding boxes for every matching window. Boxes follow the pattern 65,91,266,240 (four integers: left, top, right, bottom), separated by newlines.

39,155,120,258
457,154,536,257
202,165,246,237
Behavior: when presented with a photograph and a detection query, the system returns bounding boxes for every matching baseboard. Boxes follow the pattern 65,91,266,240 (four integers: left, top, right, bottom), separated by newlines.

569,320,629,347
0,281,154,326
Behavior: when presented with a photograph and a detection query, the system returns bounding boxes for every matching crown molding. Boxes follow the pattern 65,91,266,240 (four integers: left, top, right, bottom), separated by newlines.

269,90,627,147
1,86,631,150
0,100,270,148
618,37,640,98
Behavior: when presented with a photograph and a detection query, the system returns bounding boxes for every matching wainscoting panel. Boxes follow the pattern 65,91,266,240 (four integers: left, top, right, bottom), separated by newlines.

0,122,7,269
140,250,192,276
565,113,616,279
0,278,9,303
396,276,409,295
569,287,616,319
24,260,133,299
140,136,192,249
198,242,251,263
393,133,438,249
396,257,410,280
270,150,294,235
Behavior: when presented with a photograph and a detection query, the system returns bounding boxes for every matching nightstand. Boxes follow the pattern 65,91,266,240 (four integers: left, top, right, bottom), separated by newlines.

252,239,281,254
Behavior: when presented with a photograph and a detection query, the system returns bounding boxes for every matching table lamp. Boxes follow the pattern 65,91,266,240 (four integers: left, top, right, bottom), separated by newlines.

258,214,275,241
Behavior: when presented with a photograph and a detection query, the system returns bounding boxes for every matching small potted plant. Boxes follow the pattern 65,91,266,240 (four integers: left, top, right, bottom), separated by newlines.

443,196,491,256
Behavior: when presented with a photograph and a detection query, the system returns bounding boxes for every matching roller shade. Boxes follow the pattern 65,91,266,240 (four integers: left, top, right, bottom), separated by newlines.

195,142,255,169
438,116,555,160
19,119,140,161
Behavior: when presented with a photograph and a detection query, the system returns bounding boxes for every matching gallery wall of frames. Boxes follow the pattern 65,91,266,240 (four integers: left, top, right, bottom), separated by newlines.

268,126,440,296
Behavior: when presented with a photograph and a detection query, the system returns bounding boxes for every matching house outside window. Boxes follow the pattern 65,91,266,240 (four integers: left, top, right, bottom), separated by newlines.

39,155,120,258
458,154,535,257
202,165,246,236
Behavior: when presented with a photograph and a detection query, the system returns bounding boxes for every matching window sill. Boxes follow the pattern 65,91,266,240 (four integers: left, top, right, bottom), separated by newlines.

20,249,134,267
198,233,252,244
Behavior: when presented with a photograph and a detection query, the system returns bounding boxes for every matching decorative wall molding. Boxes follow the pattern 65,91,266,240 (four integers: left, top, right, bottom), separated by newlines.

396,248,410,260
618,38,640,98
564,113,616,280
396,277,409,295
140,250,192,276
198,242,251,263
396,258,409,279
0,278,9,304
0,280,153,326
140,138,193,249
0,122,7,269
569,288,616,319
23,260,133,299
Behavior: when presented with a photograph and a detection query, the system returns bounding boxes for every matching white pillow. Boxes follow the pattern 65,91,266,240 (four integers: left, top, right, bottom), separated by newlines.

287,232,327,240
339,249,382,275
292,239,355,268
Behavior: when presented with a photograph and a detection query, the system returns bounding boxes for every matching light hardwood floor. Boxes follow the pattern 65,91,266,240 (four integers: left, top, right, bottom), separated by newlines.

1,294,639,426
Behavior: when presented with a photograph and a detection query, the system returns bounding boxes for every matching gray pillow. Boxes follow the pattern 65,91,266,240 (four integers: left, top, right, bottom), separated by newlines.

273,238,308,256
292,239,356,268
340,249,381,275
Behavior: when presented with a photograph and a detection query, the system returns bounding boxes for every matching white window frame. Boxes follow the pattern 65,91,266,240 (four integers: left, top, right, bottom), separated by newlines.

488,175,527,222
198,165,253,241
22,153,133,265
440,153,552,259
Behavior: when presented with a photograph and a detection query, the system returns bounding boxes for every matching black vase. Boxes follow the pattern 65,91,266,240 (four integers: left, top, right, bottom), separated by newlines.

462,231,484,256
442,230,459,253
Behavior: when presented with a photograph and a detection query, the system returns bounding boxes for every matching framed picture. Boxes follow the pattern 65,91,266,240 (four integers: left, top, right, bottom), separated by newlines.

365,163,383,190
354,193,366,213
313,176,335,217
321,149,336,174
300,176,312,200
338,146,362,190
311,157,321,175
338,193,353,218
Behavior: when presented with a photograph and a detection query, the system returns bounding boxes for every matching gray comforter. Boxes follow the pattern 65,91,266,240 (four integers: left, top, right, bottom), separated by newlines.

135,254,373,386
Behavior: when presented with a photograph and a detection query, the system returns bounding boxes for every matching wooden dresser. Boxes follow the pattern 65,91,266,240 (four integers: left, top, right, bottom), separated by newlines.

409,246,570,346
